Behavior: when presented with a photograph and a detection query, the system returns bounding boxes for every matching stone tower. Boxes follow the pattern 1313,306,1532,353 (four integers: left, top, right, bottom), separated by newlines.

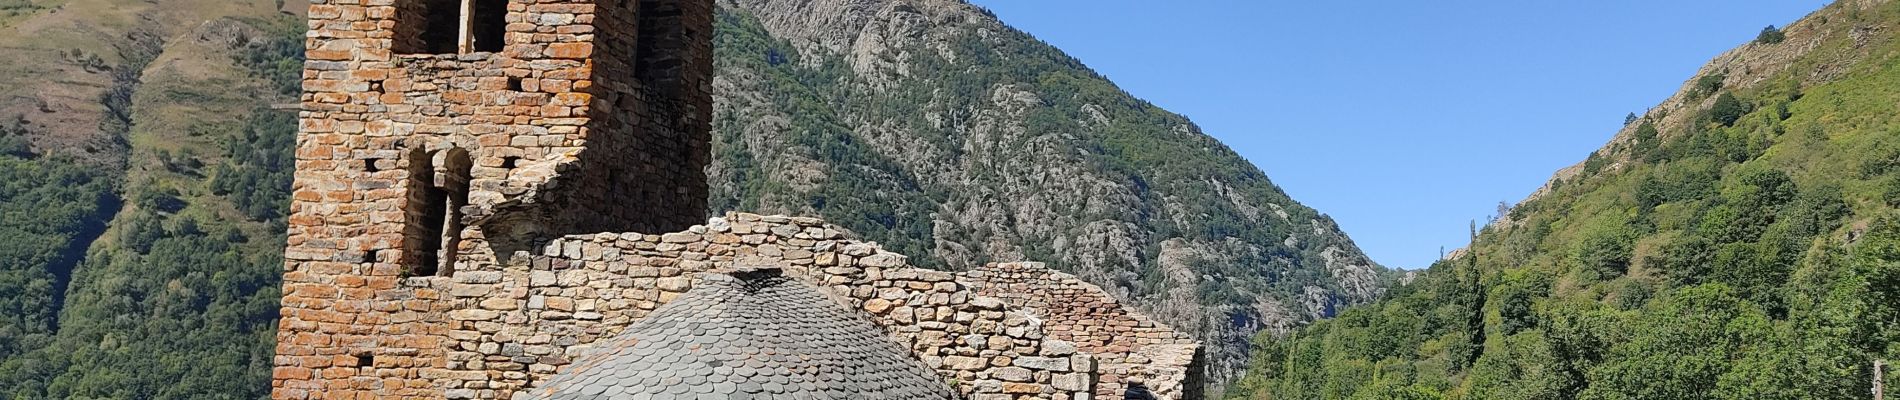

272,0,712,397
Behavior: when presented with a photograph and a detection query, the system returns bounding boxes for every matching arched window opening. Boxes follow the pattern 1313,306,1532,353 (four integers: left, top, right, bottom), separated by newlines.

404,147,473,277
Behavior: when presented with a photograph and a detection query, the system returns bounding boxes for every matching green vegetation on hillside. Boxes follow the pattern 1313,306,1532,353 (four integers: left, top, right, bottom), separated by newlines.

709,4,1370,310
1228,3,1900,399
0,16,299,399
0,0,42,20
0,153,114,361
710,10,941,262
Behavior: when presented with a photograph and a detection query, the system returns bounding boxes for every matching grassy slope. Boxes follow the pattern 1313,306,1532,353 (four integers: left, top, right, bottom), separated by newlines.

1229,2,1900,399
0,0,281,162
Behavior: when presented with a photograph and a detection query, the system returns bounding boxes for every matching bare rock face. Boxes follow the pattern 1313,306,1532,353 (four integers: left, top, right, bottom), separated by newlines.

709,0,1389,393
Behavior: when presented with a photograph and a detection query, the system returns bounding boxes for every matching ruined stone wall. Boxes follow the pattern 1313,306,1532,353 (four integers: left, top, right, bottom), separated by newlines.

428,213,1101,399
274,0,710,398
285,199,1198,399
962,263,1206,400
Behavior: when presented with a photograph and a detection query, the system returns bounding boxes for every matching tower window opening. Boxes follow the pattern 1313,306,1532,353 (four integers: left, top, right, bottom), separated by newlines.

404,147,473,277
435,149,473,277
394,0,510,54
471,0,508,53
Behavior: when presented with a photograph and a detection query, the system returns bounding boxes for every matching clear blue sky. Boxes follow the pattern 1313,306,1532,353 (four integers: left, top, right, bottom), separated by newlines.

966,0,1828,269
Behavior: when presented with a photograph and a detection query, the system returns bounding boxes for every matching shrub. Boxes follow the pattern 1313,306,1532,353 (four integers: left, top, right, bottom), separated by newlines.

0,118,29,158
1574,219,1636,279
1630,122,1661,162
0,133,26,158
1710,92,1747,126
136,188,187,213
1884,178,1900,207
1693,73,1726,98
1756,25,1785,45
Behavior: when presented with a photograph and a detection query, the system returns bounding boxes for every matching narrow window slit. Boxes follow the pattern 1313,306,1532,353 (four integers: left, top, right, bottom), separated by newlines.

404,147,472,278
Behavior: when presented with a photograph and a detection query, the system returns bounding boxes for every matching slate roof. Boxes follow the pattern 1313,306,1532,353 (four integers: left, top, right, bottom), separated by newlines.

527,268,959,400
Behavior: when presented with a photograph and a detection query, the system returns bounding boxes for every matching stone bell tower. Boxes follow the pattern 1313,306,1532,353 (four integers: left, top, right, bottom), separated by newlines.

272,0,712,397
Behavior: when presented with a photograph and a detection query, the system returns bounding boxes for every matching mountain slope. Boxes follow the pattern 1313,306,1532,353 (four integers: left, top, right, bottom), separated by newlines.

1230,1,1900,399
708,0,1386,389
0,0,300,395
0,0,1387,396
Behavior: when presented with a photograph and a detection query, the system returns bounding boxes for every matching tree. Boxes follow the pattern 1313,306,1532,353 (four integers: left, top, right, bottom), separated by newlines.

1711,92,1748,127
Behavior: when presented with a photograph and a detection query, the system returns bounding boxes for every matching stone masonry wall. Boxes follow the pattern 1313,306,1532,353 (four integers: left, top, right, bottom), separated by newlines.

275,0,710,398
961,263,1205,400
279,211,1202,399
432,213,1101,399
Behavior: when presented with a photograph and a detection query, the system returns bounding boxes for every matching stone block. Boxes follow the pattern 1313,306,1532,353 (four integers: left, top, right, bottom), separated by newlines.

942,356,986,371
1014,356,1070,372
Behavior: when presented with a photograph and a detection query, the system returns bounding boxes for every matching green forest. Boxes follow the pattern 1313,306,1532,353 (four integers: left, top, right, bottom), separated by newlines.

1227,3,1900,399
0,17,300,399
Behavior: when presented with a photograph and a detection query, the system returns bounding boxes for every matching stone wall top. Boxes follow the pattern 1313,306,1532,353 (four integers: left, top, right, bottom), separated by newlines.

426,212,1132,399
962,262,1204,399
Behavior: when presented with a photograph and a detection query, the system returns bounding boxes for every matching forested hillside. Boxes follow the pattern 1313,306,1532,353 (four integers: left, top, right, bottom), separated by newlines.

708,0,1389,388
1229,1,1900,399
0,6,300,397
0,0,1387,396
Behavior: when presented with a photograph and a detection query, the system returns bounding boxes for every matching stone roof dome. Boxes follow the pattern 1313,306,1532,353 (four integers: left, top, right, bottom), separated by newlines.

526,268,958,400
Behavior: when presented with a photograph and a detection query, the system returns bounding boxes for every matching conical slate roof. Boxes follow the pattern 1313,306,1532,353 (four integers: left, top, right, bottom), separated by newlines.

527,268,958,400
